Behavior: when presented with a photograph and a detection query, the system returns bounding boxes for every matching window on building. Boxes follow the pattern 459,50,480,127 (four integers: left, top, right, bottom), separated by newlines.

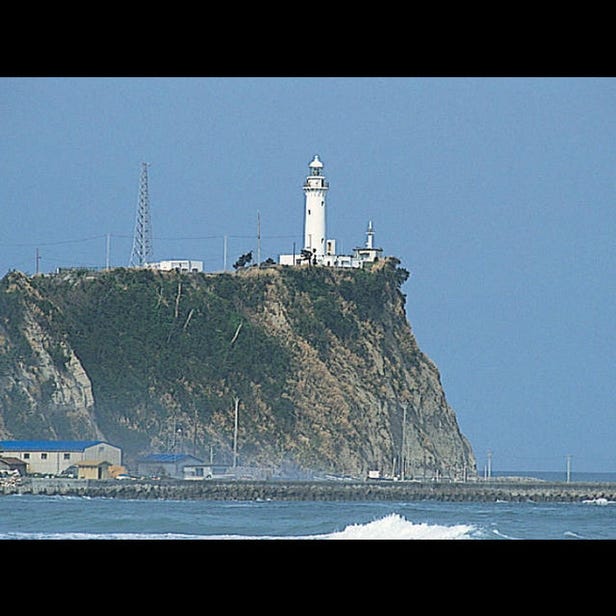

23,453,30,459
64,453,70,460
41,453,47,460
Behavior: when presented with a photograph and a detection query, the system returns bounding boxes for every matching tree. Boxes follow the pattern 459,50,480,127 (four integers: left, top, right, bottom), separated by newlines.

233,251,253,270
300,249,315,266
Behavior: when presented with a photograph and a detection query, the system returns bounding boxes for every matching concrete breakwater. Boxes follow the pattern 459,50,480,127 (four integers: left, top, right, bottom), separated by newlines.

4,478,616,502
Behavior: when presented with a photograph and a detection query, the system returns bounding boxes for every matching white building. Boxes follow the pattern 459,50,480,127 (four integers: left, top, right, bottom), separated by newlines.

279,156,383,269
146,259,203,273
352,220,383,265
135,453,204,479
0,440,122,476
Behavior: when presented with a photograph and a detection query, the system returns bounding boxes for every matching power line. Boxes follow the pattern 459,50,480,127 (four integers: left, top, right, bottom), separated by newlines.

0,232,298,248
155,235,222,241
0,235,108,248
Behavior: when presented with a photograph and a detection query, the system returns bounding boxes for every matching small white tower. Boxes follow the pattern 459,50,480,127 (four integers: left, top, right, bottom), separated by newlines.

366,220,375,249
303,155,328,258
353,219,383,264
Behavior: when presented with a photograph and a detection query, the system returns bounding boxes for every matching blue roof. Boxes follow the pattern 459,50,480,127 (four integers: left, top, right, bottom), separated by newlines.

0,440,107,452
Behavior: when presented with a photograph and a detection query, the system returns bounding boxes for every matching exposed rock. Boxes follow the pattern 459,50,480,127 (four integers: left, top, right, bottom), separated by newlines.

0,272,103,440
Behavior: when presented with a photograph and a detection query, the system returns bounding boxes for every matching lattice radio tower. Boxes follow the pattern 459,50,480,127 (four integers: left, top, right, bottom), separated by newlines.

129,162,153,267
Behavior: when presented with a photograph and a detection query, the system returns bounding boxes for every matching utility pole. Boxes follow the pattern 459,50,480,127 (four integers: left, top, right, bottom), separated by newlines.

35,248,40,275
170,416,176,452
193,407,198,456
257,211,261,265
233,397,239,469
401,404,407,481
105,234,110,270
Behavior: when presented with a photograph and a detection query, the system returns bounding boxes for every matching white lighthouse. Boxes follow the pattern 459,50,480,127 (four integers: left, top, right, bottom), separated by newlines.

279,154,383,268
303,155,328,259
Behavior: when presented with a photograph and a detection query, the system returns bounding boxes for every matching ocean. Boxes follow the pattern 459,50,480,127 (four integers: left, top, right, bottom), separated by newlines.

2,494,616,540
2,471,616,541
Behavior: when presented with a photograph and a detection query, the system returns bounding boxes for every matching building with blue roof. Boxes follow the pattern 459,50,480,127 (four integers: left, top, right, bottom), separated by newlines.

0,440,122,476
136,453,204,479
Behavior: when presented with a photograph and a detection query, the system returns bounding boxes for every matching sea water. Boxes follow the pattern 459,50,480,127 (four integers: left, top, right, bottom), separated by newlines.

2,481,616,540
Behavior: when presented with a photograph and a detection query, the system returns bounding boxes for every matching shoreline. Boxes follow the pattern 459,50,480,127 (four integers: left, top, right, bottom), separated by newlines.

4,477,616,502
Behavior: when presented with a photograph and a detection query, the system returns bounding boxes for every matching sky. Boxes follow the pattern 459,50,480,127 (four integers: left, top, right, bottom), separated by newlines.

1,76,615,474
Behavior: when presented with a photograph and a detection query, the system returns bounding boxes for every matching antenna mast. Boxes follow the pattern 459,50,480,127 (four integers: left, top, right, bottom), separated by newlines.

129,162,153,267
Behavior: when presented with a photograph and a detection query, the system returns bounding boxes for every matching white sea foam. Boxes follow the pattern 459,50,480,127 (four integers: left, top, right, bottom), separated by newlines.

489,528,517,540
319,513,476,540
582,497,614,505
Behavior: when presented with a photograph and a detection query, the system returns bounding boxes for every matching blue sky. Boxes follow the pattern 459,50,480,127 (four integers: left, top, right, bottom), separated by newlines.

1,77,615,473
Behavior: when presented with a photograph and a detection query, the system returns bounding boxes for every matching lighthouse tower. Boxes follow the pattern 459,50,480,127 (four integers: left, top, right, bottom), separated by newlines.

303,155,329,258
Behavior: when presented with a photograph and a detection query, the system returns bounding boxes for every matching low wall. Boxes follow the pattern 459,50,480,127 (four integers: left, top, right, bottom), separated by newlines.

4,478,616,502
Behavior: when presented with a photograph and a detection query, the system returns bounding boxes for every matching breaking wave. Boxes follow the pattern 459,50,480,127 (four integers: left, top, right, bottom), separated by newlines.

318,513,477,540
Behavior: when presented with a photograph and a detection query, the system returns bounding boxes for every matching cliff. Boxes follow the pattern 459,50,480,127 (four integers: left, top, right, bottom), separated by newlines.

0,259,476,479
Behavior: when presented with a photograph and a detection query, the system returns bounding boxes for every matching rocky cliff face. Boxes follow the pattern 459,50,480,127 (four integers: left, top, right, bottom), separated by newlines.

0,260,476,479
0,273,103,441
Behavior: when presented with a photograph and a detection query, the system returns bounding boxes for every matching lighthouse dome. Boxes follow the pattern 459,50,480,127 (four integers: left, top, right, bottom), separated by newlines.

309,155,323,168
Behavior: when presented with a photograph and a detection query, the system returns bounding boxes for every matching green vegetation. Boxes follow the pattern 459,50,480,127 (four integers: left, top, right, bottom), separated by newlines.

30,268,294,429
0,276,37,368
278,259,409,357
